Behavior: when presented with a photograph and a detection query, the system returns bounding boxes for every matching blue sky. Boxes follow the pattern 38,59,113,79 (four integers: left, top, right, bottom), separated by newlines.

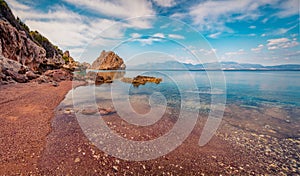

7,0,300,65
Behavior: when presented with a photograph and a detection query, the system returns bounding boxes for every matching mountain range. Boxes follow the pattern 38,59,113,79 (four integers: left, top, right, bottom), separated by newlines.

127,61,300,71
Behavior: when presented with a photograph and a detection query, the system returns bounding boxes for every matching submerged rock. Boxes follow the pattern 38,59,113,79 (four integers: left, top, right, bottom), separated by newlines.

91,50,126,70
99,107,116,116
121,75,162,87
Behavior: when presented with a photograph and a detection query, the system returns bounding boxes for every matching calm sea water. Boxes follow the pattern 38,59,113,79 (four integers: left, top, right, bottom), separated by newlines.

72,71,300,120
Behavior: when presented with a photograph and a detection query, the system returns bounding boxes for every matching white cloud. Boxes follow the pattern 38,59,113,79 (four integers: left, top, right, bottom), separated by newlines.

188,0,298,34
208,32,221,39
261,33,266,37
6,0,30,11
130,33,142,38
130,33,166,45
188,0,285,32
63,0,155,19
122,17,154,29
170,13,186,20
153,0,176,7
168,34,185,39
225,49,245,56
8,0,157,59
199,48,217,56
63,0,155,29
267,38,299,50
251,44,264,52
153,33,165,38
276,0,299,18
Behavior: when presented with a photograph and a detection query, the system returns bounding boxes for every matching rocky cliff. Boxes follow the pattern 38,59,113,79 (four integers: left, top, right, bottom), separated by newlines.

0,0,74,84
91,50,126,70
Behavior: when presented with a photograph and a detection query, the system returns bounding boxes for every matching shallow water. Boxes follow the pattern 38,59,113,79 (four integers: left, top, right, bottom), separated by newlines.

39,70,300,174
75,70,300,117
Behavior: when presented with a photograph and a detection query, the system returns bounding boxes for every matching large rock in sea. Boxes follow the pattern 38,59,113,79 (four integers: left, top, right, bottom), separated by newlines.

91,50,126,70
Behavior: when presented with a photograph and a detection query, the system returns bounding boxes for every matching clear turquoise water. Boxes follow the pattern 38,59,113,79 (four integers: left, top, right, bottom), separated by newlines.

74,71,300,118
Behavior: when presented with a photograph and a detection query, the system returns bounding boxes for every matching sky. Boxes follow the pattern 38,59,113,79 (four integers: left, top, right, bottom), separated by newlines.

6,0,300,66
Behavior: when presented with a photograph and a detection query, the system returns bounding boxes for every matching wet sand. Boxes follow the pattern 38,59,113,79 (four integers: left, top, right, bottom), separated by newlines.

0,82,299,175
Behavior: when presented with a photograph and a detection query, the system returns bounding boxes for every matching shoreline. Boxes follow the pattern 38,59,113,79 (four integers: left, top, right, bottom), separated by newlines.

0,81,73,174
0,81,299,175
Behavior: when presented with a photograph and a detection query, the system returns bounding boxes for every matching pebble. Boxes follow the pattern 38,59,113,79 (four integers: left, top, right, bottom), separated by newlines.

112,166,118,172
74,157,81,163
52,81,59,87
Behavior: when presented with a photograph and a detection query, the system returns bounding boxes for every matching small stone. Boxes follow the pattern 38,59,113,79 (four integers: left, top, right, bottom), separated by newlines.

142,165,146,170
52,81,59,87
74,157,81,163
267,129,277,134
112,166,118,172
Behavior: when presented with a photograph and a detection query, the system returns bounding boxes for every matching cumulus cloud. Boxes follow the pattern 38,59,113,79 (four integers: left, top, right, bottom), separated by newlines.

267,38,299,50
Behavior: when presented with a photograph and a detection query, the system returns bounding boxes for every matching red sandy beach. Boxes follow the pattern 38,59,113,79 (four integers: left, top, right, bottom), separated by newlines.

0,81,299,175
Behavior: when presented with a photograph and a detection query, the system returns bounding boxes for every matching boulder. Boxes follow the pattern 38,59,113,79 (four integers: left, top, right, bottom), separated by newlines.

0,55,28,83
25,71,39,80
91,50,126,70
44,69,72,82
5,69,27,83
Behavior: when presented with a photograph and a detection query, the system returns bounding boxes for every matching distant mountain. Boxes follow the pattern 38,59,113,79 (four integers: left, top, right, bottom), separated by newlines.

127,61,300,71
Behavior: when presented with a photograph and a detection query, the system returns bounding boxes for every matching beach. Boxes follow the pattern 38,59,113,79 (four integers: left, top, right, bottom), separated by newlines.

0,80,299,175
0,81,72,174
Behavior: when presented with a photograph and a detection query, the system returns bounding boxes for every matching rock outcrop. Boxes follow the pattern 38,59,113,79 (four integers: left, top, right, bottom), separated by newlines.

62,50,91,71
29,30,65,71
91,50,126,70
0,0,74,84
0,20,46,71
